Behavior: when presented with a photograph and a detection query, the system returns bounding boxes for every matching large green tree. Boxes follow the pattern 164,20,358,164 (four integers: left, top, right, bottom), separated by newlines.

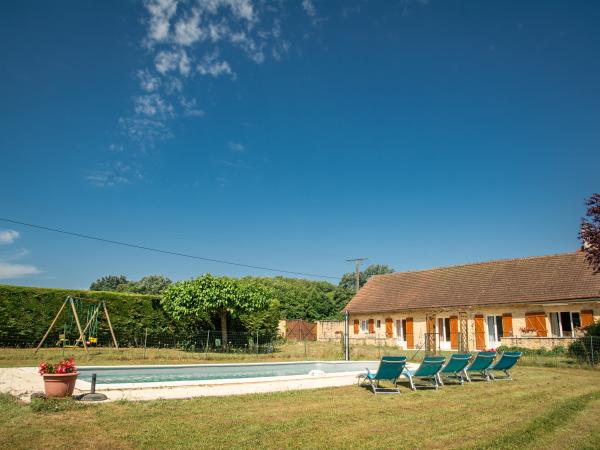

161,274,272,347
338,264,394,292
580,193,600,273
90,275,130,292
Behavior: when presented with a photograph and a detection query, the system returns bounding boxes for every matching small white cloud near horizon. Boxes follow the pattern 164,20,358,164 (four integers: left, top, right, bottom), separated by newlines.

0,230,20,244
0,261,41,279
227,141,245,152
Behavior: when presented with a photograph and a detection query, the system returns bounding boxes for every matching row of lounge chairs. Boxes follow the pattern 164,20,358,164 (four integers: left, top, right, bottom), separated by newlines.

358,351,522,394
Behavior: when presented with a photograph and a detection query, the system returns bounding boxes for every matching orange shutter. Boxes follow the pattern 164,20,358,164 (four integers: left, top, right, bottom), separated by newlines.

405,318,414,349
368,319,374,334
525,312,547,337
353,319,359,335
581,310,594,328
385,318,393,338
449,316,458,350
474,315,485,350
502,314,513,337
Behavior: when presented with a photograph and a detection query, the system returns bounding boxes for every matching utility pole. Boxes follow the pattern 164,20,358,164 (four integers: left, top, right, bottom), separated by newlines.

346,258,368,292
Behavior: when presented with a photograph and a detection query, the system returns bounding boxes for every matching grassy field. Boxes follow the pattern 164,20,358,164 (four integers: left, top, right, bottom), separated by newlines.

0,340,589,369
1,366,600,449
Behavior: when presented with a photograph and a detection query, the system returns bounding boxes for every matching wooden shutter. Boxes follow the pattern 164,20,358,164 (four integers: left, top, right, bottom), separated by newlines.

525,312,548,337
502,314,513,337
474,315,486,350
581,310,594,328
449,316,458,350
385,318,393,338
353,319,359,335
405,318,414,349
368,319,375,334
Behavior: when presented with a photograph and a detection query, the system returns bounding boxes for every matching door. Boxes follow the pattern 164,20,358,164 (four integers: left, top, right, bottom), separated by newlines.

474,315,485,350
385,318,393,338
405,317,414,349
449,316,458,350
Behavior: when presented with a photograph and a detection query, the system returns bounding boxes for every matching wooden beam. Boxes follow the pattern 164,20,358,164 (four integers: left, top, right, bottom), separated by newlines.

70,297,88,353
35,298,68,353
102,301,119,349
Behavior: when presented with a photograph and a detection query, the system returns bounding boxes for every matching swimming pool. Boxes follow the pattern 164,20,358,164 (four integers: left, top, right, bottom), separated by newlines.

78,361,376,385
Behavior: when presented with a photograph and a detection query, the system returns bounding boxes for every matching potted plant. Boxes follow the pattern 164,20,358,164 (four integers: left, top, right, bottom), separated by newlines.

519,326,538,337
38,358,78,398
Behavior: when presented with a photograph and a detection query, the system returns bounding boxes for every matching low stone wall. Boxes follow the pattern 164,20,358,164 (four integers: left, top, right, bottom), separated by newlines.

501,336,577,350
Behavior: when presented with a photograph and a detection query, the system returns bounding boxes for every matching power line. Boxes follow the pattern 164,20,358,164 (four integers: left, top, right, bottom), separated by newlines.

0,217,340,280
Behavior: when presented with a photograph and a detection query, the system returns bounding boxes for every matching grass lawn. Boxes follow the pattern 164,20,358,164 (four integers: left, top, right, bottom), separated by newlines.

1,366,600,449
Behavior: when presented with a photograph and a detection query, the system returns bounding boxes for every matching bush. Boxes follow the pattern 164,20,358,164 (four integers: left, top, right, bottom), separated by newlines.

496,345,566,356
0,284,174,347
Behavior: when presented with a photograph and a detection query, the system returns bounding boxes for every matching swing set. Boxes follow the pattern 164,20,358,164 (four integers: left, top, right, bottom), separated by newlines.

35,296,119,353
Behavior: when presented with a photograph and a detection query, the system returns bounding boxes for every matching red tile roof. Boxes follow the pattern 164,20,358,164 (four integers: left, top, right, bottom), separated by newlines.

344,252,600,313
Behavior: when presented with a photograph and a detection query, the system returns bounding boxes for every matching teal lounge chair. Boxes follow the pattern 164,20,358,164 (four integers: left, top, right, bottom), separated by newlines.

486,352,522,381
382,355,407,362
359,359,407,394
437,353,472,385
403,357,446,390
464,351,497,381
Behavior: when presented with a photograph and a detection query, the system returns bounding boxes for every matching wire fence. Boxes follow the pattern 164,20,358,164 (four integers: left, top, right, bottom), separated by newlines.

1,331,599,368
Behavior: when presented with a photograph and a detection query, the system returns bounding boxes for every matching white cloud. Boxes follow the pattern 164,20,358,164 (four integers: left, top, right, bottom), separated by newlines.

0,248,30,261
180,96,205,117
0,230,19,245
137,69,161,92
197,59,233,77
134,93,174,117
227,141,245,152
154,49,191,76
146,0,178,43
0,262,40,279
302,0,316,17
174,8,205,46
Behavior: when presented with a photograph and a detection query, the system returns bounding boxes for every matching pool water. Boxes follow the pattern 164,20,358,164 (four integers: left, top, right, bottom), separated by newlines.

78,361,376,384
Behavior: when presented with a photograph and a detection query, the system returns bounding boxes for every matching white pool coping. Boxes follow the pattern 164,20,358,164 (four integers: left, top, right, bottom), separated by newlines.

0,361,418,402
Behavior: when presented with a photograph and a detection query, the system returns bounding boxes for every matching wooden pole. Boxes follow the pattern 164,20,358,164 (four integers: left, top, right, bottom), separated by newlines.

70,298,88,353
35,298,68,353
75,304,100,345
102,301,119,349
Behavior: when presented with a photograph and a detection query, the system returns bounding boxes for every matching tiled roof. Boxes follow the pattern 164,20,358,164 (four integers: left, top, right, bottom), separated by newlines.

344,252,600,313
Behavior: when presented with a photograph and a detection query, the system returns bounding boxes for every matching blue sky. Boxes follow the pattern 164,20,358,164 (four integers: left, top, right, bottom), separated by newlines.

1,0,599,289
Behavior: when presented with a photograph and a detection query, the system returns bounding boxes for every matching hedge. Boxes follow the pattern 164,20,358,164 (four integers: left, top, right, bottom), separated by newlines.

0,284,176,346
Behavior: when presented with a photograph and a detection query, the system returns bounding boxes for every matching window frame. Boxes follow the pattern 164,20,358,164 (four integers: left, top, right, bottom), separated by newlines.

550,312,582,337
360,320,368,334
486,315,503,345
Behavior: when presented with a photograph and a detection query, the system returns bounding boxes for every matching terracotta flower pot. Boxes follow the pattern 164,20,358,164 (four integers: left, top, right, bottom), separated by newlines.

42,372,79,398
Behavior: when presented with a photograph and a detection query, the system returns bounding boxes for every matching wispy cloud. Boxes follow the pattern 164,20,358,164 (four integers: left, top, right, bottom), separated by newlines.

89,0,364,187
86,160,143,188
227,141,245,152
0,231,40,279
0,262,41,279
0,230,19,245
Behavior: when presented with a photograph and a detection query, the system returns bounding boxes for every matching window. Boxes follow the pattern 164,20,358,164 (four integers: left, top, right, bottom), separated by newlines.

549,312,581,337
360,320,368,334
396,319,406,340
376,320,381,329
437,318,451,342
486,316,503,345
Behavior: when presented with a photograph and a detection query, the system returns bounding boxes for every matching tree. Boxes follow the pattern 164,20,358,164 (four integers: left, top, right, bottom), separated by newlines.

338,264,394,292
130,275,172,294
90,275,130,292
161,274,272,347
580,193,600,273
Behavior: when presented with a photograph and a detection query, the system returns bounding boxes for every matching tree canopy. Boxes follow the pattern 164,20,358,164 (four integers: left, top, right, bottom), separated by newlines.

580,193,600,273
161,274,273,345
90,274,172,294
337,264,394,292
